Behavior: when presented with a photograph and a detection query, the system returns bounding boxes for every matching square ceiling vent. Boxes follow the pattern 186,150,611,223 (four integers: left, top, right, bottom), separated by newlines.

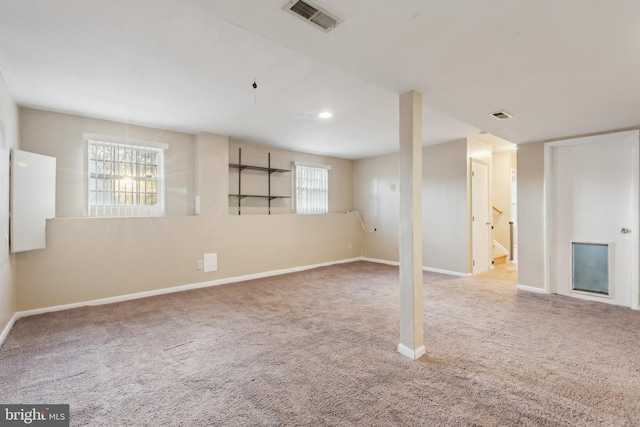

283,0,343,33
490,110,513,120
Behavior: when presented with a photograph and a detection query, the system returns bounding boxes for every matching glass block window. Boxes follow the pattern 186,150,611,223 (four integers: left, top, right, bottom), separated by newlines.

88,139,165,216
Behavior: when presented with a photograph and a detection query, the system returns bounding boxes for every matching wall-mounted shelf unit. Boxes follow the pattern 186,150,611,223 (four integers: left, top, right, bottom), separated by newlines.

229,148,291,215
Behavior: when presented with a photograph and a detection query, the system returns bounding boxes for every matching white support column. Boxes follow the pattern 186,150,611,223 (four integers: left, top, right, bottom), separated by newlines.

398,90,425,360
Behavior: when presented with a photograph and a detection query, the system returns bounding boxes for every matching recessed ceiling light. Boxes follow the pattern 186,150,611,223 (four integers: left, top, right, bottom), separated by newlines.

318,111,332,119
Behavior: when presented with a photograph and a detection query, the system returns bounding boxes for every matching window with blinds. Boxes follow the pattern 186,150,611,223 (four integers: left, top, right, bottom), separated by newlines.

294,162,331,214
88,139,165,216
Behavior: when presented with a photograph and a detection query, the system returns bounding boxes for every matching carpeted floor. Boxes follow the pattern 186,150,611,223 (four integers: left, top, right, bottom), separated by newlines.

1,261,639,426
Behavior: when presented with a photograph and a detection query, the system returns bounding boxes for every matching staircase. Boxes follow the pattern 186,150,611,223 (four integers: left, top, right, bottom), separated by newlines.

493,253,508,266
492,240,509,266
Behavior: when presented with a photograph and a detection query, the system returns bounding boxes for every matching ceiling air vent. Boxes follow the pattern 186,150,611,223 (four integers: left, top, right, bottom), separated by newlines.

284,0,342,33
490,110,513,120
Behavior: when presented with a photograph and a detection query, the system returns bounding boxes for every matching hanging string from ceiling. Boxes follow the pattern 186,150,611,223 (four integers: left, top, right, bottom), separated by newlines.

252,78,257,104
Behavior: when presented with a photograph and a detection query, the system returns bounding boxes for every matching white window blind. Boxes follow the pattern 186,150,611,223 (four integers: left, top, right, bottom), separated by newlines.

294,162,331,214
88,139,166,217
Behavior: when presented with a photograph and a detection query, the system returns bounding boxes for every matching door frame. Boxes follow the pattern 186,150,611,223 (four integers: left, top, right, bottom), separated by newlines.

543,130,639,310
471,159,491,275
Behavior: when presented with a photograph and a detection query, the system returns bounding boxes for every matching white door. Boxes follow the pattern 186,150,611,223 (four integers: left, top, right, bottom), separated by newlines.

471,160,491,274
549,131,639,309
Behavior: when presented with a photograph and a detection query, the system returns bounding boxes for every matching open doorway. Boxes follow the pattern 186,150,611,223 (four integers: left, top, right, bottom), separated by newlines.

483,145,517,282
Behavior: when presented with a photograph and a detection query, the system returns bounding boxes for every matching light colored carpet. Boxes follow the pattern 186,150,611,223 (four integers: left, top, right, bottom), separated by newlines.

478,261,517,282
1,261,640,426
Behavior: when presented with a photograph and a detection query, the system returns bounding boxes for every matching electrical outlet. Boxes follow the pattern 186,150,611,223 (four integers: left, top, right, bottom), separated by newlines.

197,260,203,270
348,242,352,250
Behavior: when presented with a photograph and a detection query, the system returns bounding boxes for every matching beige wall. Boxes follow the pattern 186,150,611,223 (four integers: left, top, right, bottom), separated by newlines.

228,139,353,215
0,69,18,336
16,112,360,311
423,140,468,273
14,103,635,312
492,151,516,252
352,152,399,261
517,142,545,289
19,108,197,218
354,139,478,274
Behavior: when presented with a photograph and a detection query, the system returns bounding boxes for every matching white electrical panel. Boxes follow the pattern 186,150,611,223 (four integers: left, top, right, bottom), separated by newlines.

11,149,56,252
203,253,218,272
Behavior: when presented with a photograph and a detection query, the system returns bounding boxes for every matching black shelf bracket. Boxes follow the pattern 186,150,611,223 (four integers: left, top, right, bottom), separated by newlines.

229,148,291,215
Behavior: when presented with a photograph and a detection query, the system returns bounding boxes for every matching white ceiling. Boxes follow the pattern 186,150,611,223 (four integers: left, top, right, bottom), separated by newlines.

1,0,638,159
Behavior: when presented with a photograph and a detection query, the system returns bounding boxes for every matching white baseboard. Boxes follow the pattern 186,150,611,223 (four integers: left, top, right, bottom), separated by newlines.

397,343,426,360
423,266,470,277
517,284,548,294
360,257,399,266
360,258,470,277
0,312,18,349
16,257,364,319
